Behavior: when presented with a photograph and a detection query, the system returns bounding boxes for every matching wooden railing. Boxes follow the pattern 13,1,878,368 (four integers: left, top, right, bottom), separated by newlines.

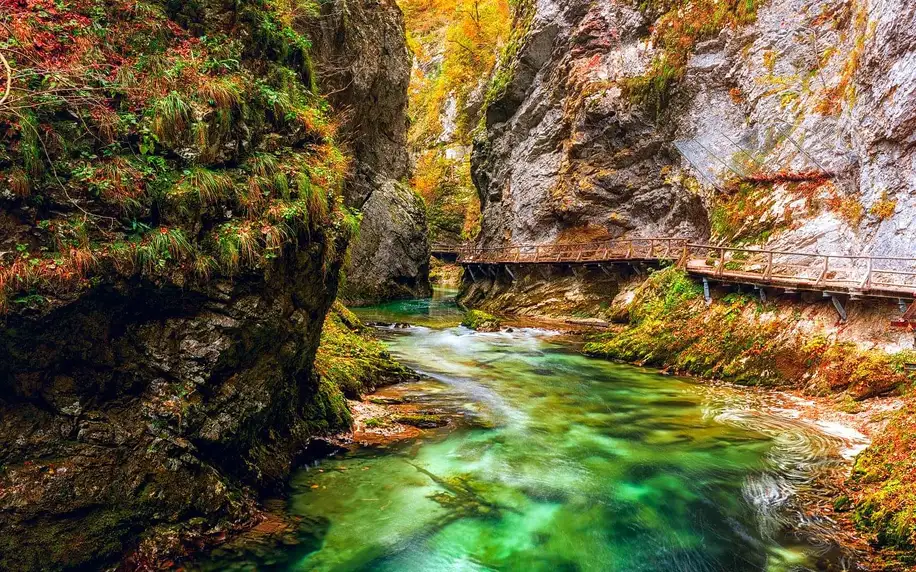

455,239,916,299
430,243,461,254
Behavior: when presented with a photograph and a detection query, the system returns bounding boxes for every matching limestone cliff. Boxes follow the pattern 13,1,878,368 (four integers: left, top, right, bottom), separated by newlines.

472,0,916,254
306,0,432,303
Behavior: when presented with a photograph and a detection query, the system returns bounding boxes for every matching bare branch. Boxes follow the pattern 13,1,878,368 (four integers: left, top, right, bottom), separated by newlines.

0,51,11,107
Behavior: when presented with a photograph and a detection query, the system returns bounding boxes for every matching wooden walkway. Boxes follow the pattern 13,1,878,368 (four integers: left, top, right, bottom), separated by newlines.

453,238,916,302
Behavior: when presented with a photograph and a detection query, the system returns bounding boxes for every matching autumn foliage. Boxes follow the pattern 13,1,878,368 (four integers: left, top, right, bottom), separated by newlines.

0,0,357,313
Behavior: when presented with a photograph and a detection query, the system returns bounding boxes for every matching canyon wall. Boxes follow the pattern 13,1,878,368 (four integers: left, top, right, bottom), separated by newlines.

306,0,432,304
472,0,916,254
0,0,415,568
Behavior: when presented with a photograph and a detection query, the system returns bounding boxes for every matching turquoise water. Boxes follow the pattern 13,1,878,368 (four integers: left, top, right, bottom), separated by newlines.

201,291,862,571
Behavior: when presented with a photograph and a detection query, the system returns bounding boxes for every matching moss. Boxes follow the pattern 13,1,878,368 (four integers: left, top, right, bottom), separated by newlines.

0,0,350,313
314,301,413,399
583,267,915,395
850,400,916,561
461,309,502,331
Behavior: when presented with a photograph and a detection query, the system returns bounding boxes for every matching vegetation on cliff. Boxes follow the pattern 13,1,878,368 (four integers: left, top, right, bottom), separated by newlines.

625,0,760,118
0,0,359,314
399,0,511,243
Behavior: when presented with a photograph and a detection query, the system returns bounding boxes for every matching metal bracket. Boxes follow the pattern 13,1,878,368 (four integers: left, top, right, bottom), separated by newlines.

703,277,712,305
467,266,477,282
758,286,767,304
505,265,516,281
831,295,848,323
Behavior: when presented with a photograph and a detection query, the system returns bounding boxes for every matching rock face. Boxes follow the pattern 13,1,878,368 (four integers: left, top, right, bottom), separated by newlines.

306,0,432,302
0,247,346,570
0,0,417,568
472,0,916,256
341,180,431,304
472,0,711,247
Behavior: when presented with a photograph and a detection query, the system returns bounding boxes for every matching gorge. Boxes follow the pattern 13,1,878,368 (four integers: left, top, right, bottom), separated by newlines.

1,0,916,570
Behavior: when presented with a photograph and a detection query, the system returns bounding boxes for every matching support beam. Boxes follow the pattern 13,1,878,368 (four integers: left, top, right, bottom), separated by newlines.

467,266,477,282
505,265,516,281
831,295,848,323
703,277,712,306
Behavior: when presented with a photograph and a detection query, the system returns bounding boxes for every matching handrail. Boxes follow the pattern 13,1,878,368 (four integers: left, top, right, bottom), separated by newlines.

454,238,916,299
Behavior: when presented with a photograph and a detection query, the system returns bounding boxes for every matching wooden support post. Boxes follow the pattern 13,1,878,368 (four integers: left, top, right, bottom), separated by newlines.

716,247,725,277
678,244,688,269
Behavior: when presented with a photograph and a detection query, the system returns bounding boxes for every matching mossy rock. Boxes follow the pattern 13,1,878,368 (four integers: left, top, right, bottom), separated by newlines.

461,310,501,332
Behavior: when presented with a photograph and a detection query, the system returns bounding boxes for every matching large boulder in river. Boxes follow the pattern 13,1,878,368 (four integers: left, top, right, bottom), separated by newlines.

340,180,433,304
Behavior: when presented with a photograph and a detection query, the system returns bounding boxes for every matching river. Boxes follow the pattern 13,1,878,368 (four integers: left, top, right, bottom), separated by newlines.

198,289,867,571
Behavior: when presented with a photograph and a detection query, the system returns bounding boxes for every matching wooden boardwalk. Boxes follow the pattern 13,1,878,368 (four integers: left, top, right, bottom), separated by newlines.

452,238,916,302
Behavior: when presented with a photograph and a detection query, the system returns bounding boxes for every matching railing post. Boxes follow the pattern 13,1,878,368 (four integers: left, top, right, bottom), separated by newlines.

649,239,656,259
816,256,828,285
861,258,873,289
678,244,688,269
716,247,725,276
764,252,773,279
535,245,541,263
627,241,634,259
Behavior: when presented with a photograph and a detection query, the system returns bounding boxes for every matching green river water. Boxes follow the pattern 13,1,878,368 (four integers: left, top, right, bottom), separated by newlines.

200,289,867,572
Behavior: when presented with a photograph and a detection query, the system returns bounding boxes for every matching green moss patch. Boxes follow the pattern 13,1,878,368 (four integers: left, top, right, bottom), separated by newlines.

583,268,915,396
462,309,502,332
315,302,413,400
0,0,359,313
850,400,916,562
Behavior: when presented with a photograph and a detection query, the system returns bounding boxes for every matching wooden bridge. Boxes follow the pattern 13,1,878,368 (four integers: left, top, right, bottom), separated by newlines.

450,238,916,323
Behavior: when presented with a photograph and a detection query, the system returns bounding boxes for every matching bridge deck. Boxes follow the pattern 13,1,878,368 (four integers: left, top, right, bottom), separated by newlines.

453,238,916,300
